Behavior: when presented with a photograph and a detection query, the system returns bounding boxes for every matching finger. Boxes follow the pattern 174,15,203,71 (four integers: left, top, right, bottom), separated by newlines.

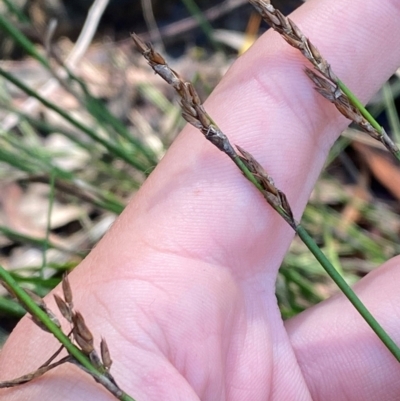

286,255,400,401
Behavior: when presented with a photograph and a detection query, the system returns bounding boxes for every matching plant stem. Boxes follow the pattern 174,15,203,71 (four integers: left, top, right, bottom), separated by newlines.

381,82,400,145
0,13,49,68
41,171,56,278
338,80,400,160
2,0,29,23
180,0,221,51
0,296,25,317
296,224,400,361
0,225,83,257
0,12,158,168
0,67,145,171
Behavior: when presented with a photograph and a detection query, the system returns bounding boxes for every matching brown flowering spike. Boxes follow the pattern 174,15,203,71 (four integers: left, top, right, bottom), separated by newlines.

132,33,238,159
304,67,399,154
130,32,148,54
73,329,94,355
72,312,93,343
0,274,132,398
54,294,72,323
236,145,295,227
249,0,336,81
23,288,46,309
72,312,94,354
89,350,103,370
100,338,112,370
236,145,276,193
30,313,61,333
304,68,337,100
131,33,182,91
62,273,73,307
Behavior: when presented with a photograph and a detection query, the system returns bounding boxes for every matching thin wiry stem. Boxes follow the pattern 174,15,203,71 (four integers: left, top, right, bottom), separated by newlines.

0,67,145,172
248,0,400,159
132,33,400,362
0,356,71,388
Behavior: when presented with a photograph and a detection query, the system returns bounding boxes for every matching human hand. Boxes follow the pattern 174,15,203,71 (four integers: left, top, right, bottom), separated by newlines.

1,0,400,400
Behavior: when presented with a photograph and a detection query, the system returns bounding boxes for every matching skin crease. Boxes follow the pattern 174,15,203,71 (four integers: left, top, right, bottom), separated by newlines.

1,0,400,399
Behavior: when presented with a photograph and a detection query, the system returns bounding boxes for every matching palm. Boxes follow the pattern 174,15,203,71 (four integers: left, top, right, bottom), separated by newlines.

2,0,400,400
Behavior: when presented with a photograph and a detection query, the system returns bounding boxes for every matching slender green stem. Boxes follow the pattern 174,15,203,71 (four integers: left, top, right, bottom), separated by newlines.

232,154,293,222
0,14,157,168
0,67,145,171
280,267,323,304
0,14,49,68
0,225,83,257
0,296,25,317
53,60,158,167
296,224,400,361
0,132,125,213
83,93,159,166
382,82,400,145
338,80,380,132
2,0,29,23
41,171,56,278
338,80,400,160
180,0,221,51
0,265,136,401
232,154,262,189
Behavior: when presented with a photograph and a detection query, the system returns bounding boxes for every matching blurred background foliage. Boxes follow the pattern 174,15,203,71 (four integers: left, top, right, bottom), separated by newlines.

0,0,399,345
